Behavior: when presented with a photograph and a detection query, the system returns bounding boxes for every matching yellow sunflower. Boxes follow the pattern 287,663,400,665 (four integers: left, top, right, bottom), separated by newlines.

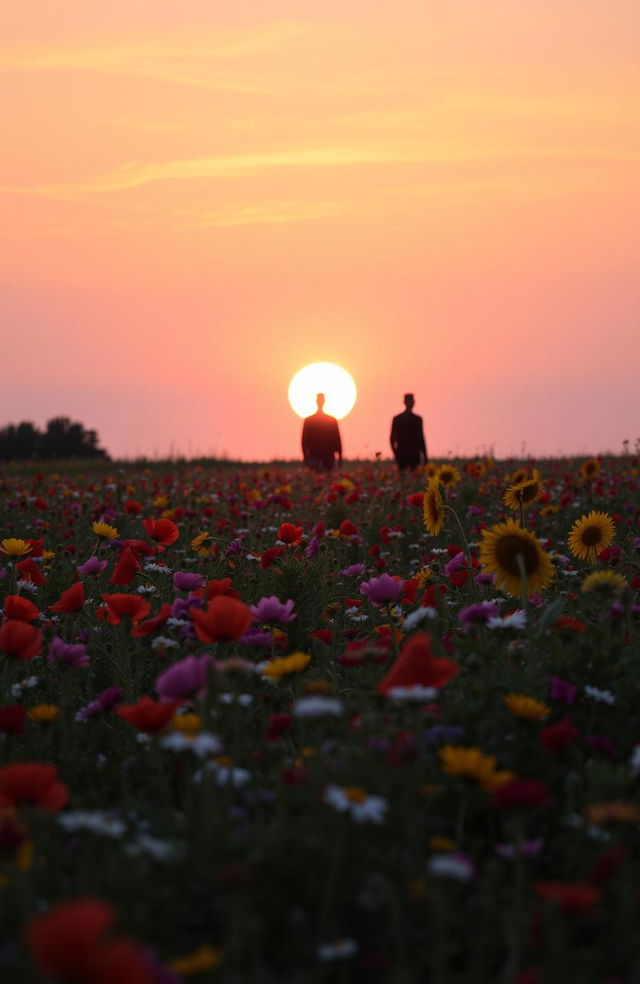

579,457,600,481
436,464,461,488
423,478,445,536
509,467,531,486
479,519,554,596
424,462,439,480
91,521,119,540
567,511,615,561
503,470,543,512
581,570,628,594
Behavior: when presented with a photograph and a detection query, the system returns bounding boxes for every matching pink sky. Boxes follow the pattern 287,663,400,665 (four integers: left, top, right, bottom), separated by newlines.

2,1,639,461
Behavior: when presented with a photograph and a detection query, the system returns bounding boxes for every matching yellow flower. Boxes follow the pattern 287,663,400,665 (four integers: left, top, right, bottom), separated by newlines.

579,457,601,481
581,570,628,594
0,538,32,557
436,464,461,488
584,801,640,825
479,519,554,596
27,704,60,724
423,478,445,537
153,495,169,509
42,549,56,561
428,836,457,852
168,945,223,976
263,651,311,681
414,566,432,588
344,786,368,803
299,679,335,696
424,462,439,479
172,713,201,737
191,531,213,556
504,693,550,721
568,511,615,562
503,470,543,512
509,467,531,486
92,521,119,540
439,745,514,792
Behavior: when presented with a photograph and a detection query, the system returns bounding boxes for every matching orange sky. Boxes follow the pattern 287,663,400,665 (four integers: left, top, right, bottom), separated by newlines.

2,1,639,461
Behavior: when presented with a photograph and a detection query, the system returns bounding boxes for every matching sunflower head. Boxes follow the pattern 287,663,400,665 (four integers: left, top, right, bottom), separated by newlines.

567,511,615,562
92,521,119,540
423,478,445,537
436,464,461,488
479,519,554,597
581,570,627,595
579,457,601,481
503,470,543,512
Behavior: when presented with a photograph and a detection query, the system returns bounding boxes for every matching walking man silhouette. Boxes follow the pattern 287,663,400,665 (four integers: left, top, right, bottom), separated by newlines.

390,394,428,471
302,394,343,472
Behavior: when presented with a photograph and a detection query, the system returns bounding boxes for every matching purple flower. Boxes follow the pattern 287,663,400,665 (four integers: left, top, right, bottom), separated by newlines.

584,735,617,759
75,685,122,721
173,571,205,593
495,838,544,860
305,535,320,559
172,595,202,619
359,574,404,606
76,556,108,576
240,626,273,648
155,655,213,700
48,636,90,669
444,551,466,577
249,596,297,624
458,601,499,631
549,676,578,704
425,724,466,746
340,564,366,577
474,572,495,587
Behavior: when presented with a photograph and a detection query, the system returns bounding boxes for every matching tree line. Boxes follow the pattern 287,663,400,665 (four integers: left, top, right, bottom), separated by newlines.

0,417,109,461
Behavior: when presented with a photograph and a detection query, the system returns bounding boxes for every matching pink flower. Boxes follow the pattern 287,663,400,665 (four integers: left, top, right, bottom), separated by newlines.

76,557,108,576
173,571,205,593
155,655,213,701
249,596,297,624
359,574,404,606
549,676,577,704
47,637,90,669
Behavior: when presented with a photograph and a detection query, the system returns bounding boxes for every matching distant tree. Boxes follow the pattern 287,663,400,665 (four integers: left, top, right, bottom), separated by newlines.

0,417,109,461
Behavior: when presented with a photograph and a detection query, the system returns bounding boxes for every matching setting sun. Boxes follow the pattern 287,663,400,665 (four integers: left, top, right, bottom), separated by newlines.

288,363,357,420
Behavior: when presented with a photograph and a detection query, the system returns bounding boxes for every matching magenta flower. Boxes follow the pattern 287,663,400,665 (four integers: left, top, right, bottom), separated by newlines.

155,655,213,701
444,552,466,577
249,596,297,624
47,636,90,669
75,685,122,721
549,676,578,704
173,571,205,593
76,557,108,576
458,602,500,631
340,564,366,577
305,536,320,559
359,574,404,606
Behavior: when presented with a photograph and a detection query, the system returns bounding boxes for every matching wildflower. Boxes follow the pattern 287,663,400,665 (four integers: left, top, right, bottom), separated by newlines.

436,464,461,488
77,556,108,576
493,779,552,810
109,548,141,587
3,595,39,622
168,945,223,975
75,686,122,721
0,705,25,736
278,522,303,545
292,696,343,718
495,838,544,859
49,581,85,613
131,602,173,638
190,596,252,643
584,685,615,705
427,853,474,882
0,620,43,660
101,593,152,624
263,651,310,681
504,694,550,721
479,520,554,596
503,470,543,512
423,478,445,536
161,732,222,757
155,655,212,701
0,538,32,557
402,606,437,630
142,517,179,547
27,704,60,723
16,557,46,586
581,570,627,594
579,457,600,481
458,601,500,630
539,716,580,753
57,811,126,838
0,762,68,811
323,784,388,823
549,676,578,704
488,609,527,630
439,746,514,791
340,563,366,577
584,801,640,825
317,939,359,961
250,596,297,624
360,573,404,605
534,881,600,915
92,521,119,540
568,511,615,561
378,633,458,697
191,531,214,556
425,724,466,746
173,571,205,593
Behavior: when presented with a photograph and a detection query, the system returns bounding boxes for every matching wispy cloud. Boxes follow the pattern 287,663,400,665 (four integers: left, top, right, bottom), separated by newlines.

186,200,344,228
2,22,309,92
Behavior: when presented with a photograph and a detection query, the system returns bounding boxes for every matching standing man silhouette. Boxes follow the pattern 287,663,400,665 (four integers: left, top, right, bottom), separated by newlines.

302,393,343,472
390,394,428,471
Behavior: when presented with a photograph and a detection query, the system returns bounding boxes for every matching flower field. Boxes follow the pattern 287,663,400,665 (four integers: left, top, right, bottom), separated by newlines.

1,454,639,983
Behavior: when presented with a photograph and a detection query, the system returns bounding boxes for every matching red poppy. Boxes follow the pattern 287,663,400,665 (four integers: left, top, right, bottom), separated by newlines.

311,629,333,645
0,762,68,811
533,881,600,915
204,578,241,600
25,539,44,557
378,633,459,695
402,579,419,604
49,581,85,614
3,595,39,622
339,519,358,538
120,539,156,558
278,523,303,545
190,596,252,643
493,779,552,810
124,499,143,514
539,716,580,754
142,517,179,548
0,620,43,660
101,594,152,625
261,546,284,569
421,584,449,608
266,713,293,742
109,547,141,587
0,705,25,736
131,603,172,638
15,557,46,586
552,616,586,633
117,696,178,733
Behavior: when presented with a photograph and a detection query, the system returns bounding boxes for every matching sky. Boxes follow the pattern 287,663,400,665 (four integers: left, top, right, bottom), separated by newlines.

2,0,639,461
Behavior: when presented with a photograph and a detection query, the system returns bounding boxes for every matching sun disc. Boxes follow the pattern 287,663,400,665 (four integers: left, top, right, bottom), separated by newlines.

288,363,357,420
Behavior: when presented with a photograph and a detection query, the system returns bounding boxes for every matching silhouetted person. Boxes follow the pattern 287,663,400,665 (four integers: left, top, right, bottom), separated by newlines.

302,393,342,471
390,394,427,471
